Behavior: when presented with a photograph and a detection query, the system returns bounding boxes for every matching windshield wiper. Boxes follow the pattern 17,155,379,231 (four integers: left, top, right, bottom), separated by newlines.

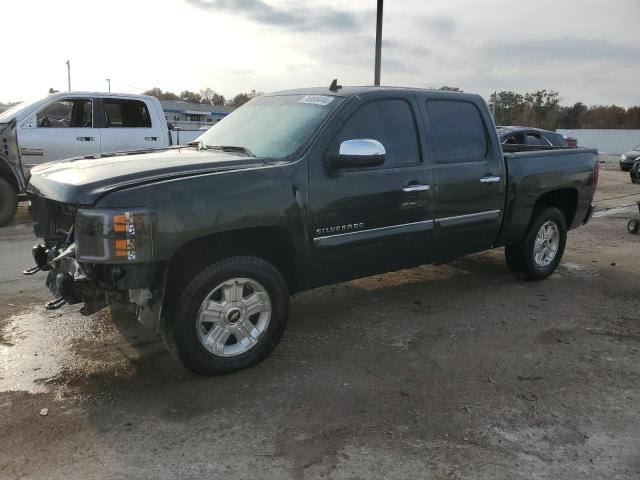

202,145,256,157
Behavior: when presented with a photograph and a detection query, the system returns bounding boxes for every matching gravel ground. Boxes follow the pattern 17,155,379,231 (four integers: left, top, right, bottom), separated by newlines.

0,156,639,479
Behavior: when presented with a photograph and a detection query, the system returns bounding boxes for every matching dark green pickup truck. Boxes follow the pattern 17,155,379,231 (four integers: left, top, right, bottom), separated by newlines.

25,85,599,375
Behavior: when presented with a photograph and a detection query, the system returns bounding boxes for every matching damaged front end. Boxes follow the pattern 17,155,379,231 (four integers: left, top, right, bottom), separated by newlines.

24,197,166,330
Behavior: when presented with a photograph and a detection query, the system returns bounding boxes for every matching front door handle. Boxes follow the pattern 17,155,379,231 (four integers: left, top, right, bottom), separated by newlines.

145,136,159,141
402,184,431,193
479,176,501,183
76,136,94,141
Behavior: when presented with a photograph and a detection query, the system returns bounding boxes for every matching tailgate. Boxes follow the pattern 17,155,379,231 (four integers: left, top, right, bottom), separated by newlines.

0,119,26,191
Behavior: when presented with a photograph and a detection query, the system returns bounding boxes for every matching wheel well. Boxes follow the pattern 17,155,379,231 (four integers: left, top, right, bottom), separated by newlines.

165,226,299,299
533,188,578,227
0,162,19,190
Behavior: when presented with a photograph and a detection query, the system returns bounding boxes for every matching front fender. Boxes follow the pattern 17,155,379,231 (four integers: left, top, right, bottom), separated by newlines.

0,119,26,190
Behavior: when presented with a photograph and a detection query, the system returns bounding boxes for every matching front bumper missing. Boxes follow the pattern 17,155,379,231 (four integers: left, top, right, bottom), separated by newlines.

23,243,108,314
23,243,165,329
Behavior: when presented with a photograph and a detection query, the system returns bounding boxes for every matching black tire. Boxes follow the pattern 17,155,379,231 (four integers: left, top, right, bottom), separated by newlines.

504,243,524,272
507,207,567,281
628,219,639,234
170,256,289,375
631,173,640,184
0,177,18,227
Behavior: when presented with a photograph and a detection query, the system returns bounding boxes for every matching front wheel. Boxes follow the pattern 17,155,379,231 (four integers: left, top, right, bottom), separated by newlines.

506,207,567,281
0,177,18,227
170,256,290,375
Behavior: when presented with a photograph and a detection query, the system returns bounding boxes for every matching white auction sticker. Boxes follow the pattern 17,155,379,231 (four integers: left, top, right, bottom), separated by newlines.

298,95,335,106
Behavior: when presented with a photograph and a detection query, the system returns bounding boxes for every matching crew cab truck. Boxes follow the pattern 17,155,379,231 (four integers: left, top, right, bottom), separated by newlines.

0,92,202,226
25,85,599,375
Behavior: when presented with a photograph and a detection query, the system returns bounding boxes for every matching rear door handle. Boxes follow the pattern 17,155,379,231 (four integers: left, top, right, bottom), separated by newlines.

145,136,159,141
402,184,431,193
76,136,94,141
479,176,501,183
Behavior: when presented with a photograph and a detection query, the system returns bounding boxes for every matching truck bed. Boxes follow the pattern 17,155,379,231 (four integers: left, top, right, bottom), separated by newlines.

497,147,599,246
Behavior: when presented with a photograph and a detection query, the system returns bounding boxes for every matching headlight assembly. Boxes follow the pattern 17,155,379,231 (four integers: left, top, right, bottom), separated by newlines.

75,208,152,263
621,154,626,160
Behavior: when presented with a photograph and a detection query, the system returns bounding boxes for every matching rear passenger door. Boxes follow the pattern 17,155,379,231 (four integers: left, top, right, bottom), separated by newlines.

423,98,504,259
98,98,163,153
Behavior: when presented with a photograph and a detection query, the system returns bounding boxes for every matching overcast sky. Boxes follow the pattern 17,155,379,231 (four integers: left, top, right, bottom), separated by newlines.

2,0,639,106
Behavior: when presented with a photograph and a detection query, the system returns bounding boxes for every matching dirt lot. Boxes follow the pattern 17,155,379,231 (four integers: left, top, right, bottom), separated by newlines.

1,156,639,479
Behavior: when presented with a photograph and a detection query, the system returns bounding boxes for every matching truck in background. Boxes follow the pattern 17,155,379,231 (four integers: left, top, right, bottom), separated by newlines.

0,92,205,226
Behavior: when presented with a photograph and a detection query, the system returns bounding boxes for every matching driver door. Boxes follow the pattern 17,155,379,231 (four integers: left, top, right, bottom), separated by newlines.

308,95,435,286
18,97,99,166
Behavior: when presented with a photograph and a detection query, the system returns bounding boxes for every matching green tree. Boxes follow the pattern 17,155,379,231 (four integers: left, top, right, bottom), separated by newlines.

180,90,202,103
523,90,561,129
558,102,588,129
229,90,261,107
143,87,179,100
199,88,226,105
489,91,525,126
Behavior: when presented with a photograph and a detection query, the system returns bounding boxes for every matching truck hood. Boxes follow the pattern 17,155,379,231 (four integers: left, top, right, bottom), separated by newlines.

27,147,268,205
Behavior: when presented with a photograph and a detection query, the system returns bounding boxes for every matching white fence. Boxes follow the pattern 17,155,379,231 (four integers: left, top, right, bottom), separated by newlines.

556,129,640,155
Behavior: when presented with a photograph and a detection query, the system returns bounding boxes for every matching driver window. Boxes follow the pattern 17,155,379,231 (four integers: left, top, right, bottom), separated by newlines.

37,99,92,128
334,99,421,168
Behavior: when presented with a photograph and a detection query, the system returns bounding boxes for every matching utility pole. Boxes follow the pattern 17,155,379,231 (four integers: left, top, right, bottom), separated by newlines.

66,60,71,91
374,0,383,86
106,78,111,92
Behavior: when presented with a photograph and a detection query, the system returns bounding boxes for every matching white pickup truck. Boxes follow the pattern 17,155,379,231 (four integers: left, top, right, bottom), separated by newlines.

0,92,203,225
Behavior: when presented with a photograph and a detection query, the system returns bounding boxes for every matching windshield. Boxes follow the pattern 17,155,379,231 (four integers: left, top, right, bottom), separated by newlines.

0,99,39,123
195,94,342,159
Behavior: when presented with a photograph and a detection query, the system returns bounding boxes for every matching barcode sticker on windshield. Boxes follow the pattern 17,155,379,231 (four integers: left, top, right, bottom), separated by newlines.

298,95,335,106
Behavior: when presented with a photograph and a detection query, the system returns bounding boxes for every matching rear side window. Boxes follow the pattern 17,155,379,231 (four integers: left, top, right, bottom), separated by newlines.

544,133,567,147
426,100,487,163
526,133,543,145
503,134,523,145
104,99,152,128
335,99,420,168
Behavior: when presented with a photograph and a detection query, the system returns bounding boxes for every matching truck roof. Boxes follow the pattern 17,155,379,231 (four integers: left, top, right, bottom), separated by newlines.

44,91,156,101
266,85,482,102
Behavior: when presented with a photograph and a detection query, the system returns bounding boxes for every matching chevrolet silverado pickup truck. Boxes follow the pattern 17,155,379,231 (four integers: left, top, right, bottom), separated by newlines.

0,92,203,226
24,85,599,375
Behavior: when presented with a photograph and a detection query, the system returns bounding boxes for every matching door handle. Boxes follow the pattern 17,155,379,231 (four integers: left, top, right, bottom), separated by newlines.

145,136,159,141
402,184,431,193
479,176,501,183
76,136,94,141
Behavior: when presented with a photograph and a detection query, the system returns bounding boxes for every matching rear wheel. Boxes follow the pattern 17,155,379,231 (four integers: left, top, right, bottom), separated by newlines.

0,177,18,227
505,207,567,281
628,219,639,234
170,256,289,375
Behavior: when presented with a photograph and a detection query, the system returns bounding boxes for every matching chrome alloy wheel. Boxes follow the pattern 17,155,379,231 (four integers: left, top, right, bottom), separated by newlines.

196,278,272,357
533,220,560,268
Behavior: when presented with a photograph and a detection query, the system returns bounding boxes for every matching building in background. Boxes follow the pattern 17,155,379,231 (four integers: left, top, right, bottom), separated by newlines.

160,100,235,130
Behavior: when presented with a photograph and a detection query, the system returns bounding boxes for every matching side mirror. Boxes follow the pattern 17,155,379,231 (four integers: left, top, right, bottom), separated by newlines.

328,139,386,170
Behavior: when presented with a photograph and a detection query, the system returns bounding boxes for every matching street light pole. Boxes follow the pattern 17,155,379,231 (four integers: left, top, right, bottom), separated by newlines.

106,78,111,92
374,0,383,86
66,60,71,91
